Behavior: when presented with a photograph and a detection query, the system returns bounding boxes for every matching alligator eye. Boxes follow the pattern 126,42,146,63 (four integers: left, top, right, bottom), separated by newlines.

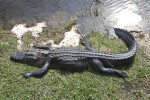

25,52,34,56
25,53,32,56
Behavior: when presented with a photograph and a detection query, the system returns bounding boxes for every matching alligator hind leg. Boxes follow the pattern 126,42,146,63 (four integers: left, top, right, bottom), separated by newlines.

33,45,54,50
22,59,51,78
91,59,128,78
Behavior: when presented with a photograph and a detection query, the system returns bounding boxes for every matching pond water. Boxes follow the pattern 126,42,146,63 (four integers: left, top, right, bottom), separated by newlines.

0,0,150,34
0,0,92,30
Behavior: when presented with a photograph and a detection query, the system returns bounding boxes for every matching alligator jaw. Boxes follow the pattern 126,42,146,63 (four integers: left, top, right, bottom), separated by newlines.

10,52,26,61
10,50,47,67
10,51,37,63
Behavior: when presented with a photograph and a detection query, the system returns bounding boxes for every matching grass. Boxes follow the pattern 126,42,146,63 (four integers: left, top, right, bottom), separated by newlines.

0,28,150,100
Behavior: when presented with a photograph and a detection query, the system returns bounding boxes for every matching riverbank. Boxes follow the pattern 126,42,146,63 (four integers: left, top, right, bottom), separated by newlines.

0,25,149,99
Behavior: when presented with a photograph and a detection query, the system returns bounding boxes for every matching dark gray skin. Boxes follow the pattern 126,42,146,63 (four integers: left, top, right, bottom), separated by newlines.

10,28,137,79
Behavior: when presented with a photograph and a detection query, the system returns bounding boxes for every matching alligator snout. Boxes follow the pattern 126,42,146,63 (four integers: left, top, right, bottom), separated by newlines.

10,52,25,61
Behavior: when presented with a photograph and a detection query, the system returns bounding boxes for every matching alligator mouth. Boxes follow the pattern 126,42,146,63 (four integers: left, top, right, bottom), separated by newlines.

10,51,44,67
10,52,25,61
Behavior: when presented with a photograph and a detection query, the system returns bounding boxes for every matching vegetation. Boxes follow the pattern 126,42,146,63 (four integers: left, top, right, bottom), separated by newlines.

0,27,150,99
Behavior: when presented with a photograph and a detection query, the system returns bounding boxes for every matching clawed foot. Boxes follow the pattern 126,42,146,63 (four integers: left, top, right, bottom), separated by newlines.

22,72,31,79
33,44,54,50
80,39,87,46
33,44,39,48
115,70,128,78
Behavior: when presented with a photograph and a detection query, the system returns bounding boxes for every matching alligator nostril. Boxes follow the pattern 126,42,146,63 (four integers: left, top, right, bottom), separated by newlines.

10,55,15,60
10,52,17,60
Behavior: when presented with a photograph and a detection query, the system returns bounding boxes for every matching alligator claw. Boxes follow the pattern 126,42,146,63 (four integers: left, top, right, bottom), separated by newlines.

115,70,128,78
22,72,31,79
80,39,88,46
33,44,39,48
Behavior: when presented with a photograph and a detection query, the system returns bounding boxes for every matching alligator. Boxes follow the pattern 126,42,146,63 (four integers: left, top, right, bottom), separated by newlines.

10,28,137,79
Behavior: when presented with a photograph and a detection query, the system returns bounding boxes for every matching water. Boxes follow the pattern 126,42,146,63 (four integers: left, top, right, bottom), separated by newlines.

78,0,150,35
0,0,150,34
0,0,91,30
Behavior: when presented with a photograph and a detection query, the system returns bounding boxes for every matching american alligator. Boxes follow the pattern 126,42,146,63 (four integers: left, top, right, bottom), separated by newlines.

10,28,137,79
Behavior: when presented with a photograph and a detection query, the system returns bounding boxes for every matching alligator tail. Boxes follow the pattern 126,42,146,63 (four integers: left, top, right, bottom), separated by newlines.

101,28,138,67
114,28,137,53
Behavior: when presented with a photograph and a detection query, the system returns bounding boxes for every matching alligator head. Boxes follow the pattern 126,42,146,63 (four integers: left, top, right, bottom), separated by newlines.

10,49,49,67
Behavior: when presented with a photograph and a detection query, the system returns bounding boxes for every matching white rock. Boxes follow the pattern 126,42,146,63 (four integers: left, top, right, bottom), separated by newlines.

11,22,46,50
43,26,82,49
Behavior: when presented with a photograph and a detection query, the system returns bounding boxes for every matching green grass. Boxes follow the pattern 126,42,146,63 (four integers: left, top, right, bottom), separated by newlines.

0,30,150,100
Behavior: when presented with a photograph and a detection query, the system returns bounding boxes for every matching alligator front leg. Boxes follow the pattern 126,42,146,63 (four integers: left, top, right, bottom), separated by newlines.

91,59,128,78
33,45,54,50
22,59,51,78
80,39,96,51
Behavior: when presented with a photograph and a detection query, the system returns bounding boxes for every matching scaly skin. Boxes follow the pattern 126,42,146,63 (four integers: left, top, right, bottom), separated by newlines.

10,28,137,79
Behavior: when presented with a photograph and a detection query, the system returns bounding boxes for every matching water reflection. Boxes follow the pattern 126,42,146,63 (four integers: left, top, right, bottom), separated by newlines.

78,0,150,34
105,0,143,28
0,0,150,33
0,0,91,30
104,0,150,32
115,7,142,28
